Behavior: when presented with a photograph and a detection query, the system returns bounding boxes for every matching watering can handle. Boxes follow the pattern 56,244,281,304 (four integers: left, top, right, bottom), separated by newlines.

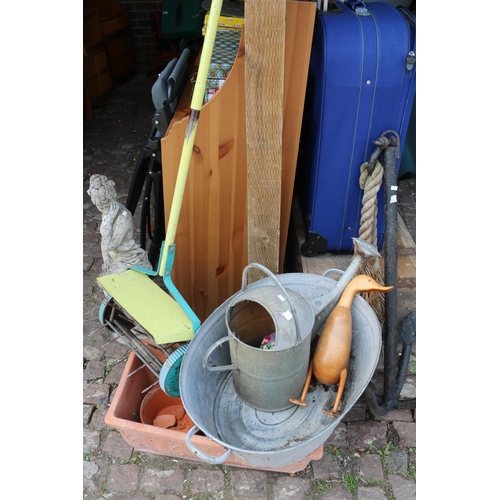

241,263,303,342
322,268,345,278
203,336,237,372
185,425,232,464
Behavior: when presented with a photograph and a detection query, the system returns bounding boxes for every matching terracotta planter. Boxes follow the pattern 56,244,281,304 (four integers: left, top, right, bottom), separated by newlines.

105,344,323,472
140,385,195,433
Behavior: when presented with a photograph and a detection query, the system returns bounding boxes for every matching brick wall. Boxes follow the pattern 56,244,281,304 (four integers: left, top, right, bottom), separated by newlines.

118,0,206,76
118,0,164,75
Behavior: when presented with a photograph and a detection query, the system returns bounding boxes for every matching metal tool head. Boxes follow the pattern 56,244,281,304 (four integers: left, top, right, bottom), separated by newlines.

352,238,382,259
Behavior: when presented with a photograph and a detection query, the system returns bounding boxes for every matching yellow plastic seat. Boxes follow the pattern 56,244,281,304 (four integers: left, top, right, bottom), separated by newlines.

97,269,194,345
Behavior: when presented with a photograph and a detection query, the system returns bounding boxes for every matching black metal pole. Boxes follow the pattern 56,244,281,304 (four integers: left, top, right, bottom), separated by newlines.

363,132,416,417
382,138,399,407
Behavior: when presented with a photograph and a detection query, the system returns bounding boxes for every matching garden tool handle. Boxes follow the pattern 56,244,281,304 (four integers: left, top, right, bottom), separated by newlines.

185,425,232,464
241,263,303,342
158,0,224,277
203,336,237,372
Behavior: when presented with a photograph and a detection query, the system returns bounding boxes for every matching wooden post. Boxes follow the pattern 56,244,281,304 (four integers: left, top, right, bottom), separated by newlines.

245,0,286,278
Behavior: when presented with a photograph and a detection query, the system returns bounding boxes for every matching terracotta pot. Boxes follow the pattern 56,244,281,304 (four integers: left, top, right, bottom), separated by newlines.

140,385,195,433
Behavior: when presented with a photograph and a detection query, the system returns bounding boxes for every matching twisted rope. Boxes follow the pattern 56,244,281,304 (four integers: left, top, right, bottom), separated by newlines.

358,161,383,245
355,160,385,326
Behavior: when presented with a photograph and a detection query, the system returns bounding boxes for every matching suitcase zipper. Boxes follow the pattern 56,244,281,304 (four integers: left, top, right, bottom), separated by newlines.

397,6,416,71
406,51,416,72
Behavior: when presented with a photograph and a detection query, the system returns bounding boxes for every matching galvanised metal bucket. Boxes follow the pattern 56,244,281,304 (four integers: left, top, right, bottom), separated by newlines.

179,271,382,467
203,263,315,412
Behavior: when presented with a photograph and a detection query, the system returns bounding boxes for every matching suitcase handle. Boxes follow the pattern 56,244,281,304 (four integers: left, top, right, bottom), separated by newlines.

397,5,416,48
343,0,369,16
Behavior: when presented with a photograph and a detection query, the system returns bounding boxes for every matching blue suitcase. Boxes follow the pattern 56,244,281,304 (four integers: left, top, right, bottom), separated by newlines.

297,0,416,254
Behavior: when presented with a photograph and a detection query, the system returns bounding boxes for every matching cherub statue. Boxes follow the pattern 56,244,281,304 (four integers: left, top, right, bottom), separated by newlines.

87,174,152,275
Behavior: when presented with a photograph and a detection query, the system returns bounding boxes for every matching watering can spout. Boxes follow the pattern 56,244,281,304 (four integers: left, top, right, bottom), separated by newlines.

326,237,380,299
311,238,381,338
352,237,381,259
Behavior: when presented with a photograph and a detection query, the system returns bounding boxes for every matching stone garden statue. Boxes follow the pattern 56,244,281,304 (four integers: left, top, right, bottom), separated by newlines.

88,174,153,275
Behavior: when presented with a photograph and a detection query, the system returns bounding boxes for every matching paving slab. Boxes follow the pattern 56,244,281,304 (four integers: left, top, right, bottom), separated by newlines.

84,360,106,381
325,422,348,448
104,361,126,385
359,453,385,482
400,377,416,399
114,493,151,500
384,409,414,422
83,461,99,480
84,344,104,361
358,486,388,500
229,469,269,500
347,421,388,450
393,421,416,448
385,449,408,475
311,449,343,480
139,466,185,494
107,464,140,493
83,429,101,453
83,404,94,425
319,482,354,500
342,401,367,422
388,474,416,500
103,430,133,460
272,475,311,500
185,468,225,495
89,403,110,430
83,383,110,405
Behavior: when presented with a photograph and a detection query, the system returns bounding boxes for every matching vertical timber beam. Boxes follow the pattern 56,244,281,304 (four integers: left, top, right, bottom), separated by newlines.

245,0,286,279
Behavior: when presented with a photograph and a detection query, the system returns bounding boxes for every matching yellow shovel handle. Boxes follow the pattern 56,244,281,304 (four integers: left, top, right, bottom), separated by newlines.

159,0,224,277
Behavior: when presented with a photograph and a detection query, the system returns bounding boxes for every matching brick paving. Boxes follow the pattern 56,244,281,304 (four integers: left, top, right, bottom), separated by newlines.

83,75,416,499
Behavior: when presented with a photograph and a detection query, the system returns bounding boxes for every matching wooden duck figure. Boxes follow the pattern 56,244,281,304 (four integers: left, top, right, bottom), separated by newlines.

289,274,393,417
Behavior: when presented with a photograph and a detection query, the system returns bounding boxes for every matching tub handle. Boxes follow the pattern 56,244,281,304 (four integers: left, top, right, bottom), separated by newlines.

185,425,232,464
241,262,303,342
203,336,237,372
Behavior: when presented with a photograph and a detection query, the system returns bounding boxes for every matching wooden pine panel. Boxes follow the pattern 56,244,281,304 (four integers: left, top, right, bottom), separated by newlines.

280,2,316,269
162,41,247,322
161,1,316,322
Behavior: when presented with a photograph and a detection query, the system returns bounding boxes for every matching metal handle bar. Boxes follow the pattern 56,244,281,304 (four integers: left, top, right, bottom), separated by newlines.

185,425,232,465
